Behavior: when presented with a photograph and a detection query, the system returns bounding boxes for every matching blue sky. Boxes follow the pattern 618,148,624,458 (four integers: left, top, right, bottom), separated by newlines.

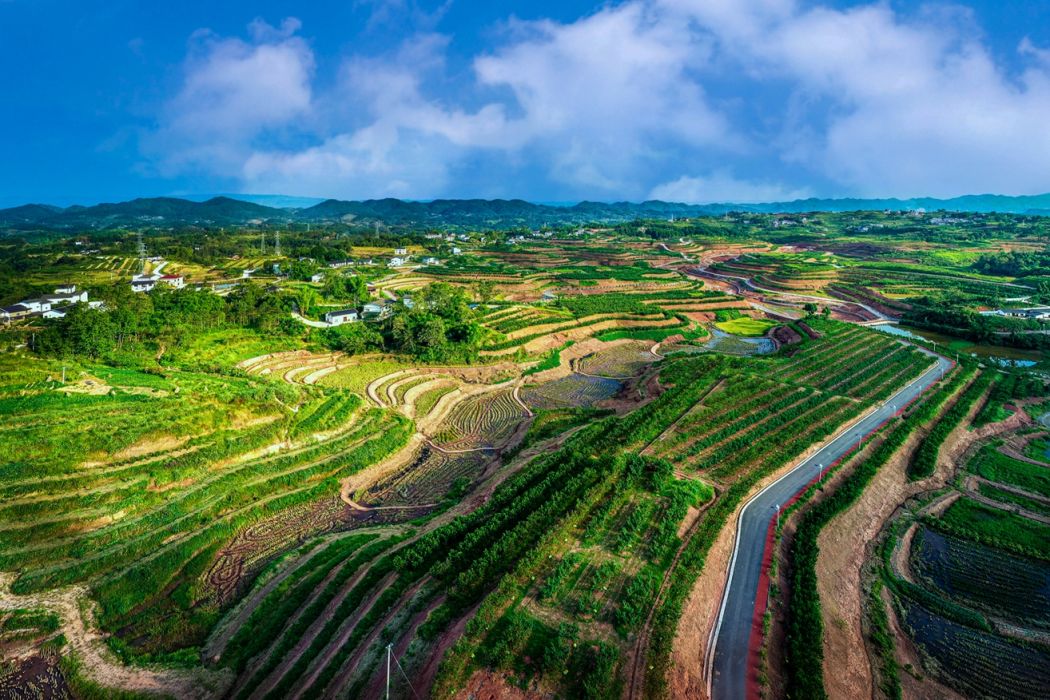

2,0,1050,206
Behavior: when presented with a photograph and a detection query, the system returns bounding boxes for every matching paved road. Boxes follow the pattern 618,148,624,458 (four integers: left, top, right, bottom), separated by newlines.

709,345,952,699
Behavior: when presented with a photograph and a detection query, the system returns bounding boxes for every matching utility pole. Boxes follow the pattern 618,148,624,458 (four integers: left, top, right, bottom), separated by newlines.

386,643,393,700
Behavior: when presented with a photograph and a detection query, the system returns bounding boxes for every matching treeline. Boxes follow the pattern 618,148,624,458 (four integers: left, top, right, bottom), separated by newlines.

971,250,1050,278
34,282,299,360
903,302,1050,350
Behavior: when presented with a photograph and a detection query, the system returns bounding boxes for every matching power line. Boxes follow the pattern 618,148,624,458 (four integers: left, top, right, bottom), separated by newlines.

394,652,422,700
383,643,421,700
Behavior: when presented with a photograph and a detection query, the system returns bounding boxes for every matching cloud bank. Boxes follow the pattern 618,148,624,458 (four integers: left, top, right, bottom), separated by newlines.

145,2,1050,202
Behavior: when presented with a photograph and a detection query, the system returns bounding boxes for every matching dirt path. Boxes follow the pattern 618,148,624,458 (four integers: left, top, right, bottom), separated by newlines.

0,574,231,699
512,381,534,417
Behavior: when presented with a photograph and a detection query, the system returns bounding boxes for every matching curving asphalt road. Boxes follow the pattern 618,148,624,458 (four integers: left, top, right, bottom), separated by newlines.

708,344,953,699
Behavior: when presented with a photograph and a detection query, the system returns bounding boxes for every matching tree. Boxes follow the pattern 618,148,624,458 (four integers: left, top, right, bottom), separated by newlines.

321,323,382,354
323,273,368,303
473,280,496,304
287,260,318,281
37,304,116,358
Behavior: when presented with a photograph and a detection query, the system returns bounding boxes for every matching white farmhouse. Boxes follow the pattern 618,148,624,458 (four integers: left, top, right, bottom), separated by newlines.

324,309,359,325
131,277,156,293
19,298,52,313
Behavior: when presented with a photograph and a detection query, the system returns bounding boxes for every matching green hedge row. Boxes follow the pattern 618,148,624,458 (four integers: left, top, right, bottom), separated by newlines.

908,371,992,480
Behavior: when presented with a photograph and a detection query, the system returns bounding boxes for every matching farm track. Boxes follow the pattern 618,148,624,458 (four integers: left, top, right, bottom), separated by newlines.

710,348,948,700
0,573,232,699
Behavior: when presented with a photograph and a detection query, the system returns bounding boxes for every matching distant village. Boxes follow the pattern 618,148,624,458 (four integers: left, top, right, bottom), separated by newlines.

1,284,101,322
1,243,459,328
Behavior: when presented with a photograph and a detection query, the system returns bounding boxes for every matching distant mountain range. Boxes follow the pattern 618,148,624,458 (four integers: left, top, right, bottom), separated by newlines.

3,193,1050,231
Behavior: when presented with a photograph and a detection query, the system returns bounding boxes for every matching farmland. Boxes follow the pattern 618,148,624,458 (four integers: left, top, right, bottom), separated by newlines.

0,210,1047,699
850,399,1050,699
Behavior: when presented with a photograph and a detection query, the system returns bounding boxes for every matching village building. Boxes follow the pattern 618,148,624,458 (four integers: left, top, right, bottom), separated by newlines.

1,304,32,322
324,309,359,325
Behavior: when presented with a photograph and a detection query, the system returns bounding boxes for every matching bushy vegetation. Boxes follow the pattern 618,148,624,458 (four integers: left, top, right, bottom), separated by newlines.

932,497,1050,562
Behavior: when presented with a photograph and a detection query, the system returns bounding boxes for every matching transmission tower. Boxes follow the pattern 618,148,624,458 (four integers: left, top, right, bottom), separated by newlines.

260,231,266,255
274,230,282,257
136,231,146,273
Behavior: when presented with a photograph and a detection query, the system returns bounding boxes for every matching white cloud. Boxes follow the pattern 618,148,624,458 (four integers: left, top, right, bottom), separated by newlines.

664,0,1050,197
649,171,810,203
144,3,1050,200
144,18,314,176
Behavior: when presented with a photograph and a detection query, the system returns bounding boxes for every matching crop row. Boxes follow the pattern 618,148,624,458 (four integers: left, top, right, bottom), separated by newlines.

433,389,528,449
521,374,621,410
930,497,1050,562
967,444,1050,499
365,448,487,507
288,392,360,438
577,343,658,378
908,371,993,479
898,598,1050,699
909,525,1050,628
4,409,411,644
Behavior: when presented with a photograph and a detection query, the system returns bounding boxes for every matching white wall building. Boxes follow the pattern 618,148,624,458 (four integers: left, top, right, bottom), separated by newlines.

325,309,359,325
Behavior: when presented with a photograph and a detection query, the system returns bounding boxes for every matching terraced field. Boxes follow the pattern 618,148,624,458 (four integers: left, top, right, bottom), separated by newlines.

877,420,1050,700
576,342,659,379
910,525,1050,627
0,355,412,657
521,374,622,410
899,598,1050,699
361,446,488,508
432,389,529,450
